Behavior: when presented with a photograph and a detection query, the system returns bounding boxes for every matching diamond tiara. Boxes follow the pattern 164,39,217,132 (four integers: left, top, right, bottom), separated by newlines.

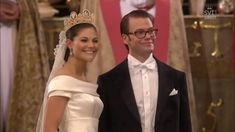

64,9,95,31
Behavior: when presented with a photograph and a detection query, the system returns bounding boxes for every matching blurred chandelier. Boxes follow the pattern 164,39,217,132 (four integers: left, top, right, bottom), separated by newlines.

218,0,234,14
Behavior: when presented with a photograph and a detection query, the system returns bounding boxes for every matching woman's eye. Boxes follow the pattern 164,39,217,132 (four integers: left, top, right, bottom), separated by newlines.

81,39,88,42
93,39,98,43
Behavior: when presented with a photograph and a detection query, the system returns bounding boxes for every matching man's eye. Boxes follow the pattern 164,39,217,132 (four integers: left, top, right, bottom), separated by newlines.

135,30,145,35
149,30,155,33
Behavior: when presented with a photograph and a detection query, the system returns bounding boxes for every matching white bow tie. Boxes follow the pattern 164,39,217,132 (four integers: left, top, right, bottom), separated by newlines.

133,60,156,71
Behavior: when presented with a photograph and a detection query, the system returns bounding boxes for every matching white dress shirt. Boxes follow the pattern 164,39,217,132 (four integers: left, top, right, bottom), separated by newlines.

128,54,158,132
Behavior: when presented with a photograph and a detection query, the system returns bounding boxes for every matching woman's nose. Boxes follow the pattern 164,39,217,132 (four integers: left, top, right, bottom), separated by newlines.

87,41,95,47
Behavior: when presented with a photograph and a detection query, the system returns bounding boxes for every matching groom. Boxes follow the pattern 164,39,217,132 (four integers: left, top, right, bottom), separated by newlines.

97,10,192,132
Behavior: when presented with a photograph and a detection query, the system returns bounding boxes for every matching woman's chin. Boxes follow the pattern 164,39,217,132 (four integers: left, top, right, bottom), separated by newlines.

85,57,96,62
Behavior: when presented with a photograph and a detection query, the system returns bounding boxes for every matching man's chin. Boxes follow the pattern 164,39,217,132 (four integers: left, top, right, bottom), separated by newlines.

145,48,154,53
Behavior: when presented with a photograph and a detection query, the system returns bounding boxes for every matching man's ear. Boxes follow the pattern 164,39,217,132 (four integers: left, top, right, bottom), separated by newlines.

121,34,126,39
121,34,130,51
121,34,128,44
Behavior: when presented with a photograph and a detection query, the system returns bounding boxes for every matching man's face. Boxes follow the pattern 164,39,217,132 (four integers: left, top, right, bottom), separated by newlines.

122,17,156,59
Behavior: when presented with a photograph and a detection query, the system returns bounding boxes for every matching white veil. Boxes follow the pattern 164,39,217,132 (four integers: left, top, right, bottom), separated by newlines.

36,30,67,132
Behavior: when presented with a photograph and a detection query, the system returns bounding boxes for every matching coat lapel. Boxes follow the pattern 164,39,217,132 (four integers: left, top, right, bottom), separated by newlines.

118,60,141,124
154,59,172,124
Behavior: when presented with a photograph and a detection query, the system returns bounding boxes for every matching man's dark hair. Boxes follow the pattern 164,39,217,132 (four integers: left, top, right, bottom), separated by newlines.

120,10,154,35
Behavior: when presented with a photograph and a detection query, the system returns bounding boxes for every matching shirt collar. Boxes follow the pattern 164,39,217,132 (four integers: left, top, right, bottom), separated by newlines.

128,53,156,70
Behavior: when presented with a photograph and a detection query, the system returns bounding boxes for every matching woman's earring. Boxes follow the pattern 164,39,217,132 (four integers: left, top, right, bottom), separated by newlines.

70,48,73,56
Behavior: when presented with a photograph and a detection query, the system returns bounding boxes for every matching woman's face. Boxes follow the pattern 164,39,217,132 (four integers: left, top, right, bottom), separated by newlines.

69,27,99,62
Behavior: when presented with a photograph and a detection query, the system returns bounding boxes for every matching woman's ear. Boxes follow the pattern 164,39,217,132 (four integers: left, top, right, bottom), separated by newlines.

66,39,73,48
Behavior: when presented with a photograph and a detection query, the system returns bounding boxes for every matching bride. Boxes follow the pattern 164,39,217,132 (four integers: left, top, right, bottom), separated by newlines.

36,9,103,132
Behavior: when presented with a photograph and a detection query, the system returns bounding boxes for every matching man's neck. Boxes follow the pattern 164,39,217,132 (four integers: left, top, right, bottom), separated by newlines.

129,53,152,63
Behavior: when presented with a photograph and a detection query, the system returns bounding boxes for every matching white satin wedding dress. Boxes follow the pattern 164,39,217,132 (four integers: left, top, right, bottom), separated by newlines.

47,75,103,132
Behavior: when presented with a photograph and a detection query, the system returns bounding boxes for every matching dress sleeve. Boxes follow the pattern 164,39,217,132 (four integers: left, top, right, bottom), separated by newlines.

47,77,73,98
48,90,72,98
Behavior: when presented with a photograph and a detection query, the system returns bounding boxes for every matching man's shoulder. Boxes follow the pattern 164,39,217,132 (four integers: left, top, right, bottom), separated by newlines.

99,59,128,78
156,58,185,75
